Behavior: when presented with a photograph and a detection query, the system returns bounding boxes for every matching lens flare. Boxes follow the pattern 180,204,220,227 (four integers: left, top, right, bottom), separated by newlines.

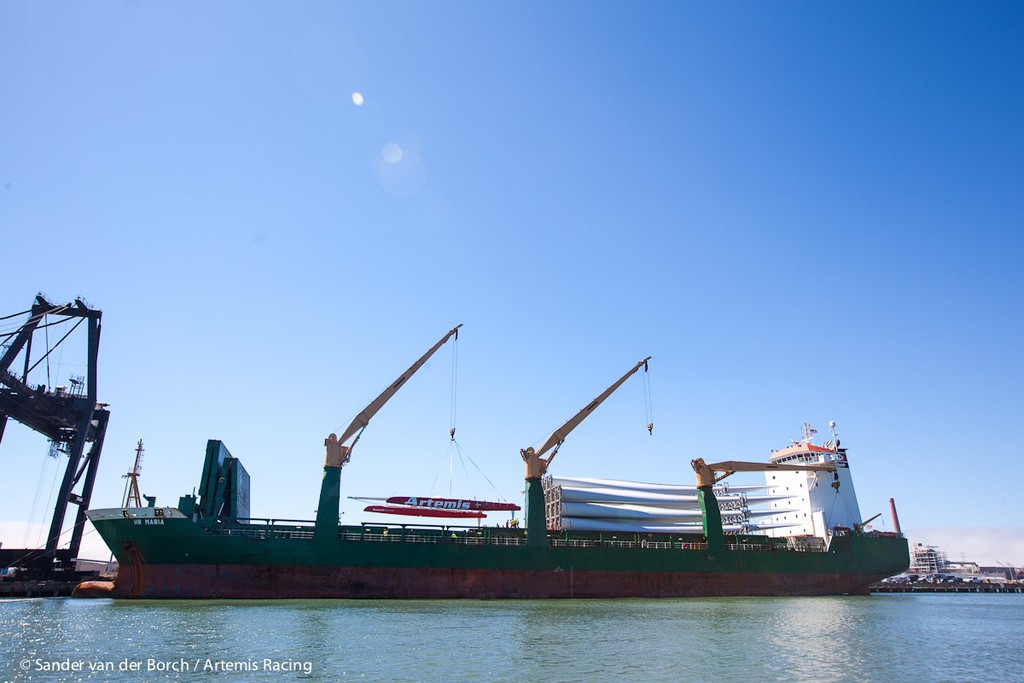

382,142,403,164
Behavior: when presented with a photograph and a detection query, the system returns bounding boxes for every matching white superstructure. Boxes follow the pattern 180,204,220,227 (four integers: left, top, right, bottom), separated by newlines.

762,430,862,538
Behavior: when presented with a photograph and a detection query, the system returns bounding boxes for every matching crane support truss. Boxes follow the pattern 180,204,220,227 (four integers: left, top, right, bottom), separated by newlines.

0,295,107,570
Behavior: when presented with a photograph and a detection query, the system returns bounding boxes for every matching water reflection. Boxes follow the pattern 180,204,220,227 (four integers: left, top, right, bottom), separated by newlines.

2,595,1022,682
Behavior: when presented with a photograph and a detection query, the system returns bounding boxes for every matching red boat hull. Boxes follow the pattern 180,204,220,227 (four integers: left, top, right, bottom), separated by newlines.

363,505,486,519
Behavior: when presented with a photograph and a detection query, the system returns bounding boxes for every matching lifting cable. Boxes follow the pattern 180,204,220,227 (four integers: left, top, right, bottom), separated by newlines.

427,467,443,498
827,479,857,528
448,327,459,442
37,447,64,547
24,318,83,378
439,329,512,504
24,443,62,548
24,453,53,547
446,329,460,494
642,359,654,435
13,513,100,569
0,322,26,340
441,438,509,503
44,313,51,389
0,307,31,322
0,311,78,342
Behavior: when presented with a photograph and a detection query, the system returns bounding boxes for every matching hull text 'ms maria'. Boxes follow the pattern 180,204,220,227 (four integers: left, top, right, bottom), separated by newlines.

86,327,909,599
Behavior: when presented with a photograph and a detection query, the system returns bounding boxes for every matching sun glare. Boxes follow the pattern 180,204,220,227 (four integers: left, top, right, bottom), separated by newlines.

382,142,403,164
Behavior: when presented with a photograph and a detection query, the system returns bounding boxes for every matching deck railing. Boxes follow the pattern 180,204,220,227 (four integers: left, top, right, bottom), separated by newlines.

208,520,826,553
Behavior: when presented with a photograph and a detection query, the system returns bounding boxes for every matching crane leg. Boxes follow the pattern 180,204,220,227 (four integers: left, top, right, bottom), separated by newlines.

525,477,546,547
698,486,726,558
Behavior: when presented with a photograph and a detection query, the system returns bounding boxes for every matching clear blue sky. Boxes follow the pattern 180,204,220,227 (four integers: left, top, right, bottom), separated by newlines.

1,2,1022,565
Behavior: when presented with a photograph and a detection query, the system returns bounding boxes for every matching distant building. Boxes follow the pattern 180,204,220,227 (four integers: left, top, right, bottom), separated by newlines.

979,566,1020,581
946,561,980,575
901,541,1022,581
909,543,948,574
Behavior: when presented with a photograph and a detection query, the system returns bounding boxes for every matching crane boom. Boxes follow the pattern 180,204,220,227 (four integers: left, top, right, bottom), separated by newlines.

336,324,462,446
521,355,651,547
522,356,651,478
854,512,883,533
315,323,462,537
690,457,839,557
324,324,462,469
691,458,837,488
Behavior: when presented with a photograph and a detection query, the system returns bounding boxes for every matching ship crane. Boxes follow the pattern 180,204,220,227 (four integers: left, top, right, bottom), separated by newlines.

323,324,462,469
853,512,883,534
690,457,838,557
315,324,462,538
521,356,651,545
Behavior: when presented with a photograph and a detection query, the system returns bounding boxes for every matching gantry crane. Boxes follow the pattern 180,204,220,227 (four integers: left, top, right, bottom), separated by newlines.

690,457,838,556
315,324,462,539
0,295,106,574
521,357,651,546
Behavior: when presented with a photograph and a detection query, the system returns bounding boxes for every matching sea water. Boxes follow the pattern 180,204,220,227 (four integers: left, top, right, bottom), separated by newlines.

1,594,1021,682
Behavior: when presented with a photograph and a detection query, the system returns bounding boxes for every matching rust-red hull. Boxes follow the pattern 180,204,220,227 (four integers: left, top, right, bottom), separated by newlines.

92,508,910,599
113,562,878,599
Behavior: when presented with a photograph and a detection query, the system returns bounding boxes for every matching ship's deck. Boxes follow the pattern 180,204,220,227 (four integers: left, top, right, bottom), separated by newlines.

201,519,832,553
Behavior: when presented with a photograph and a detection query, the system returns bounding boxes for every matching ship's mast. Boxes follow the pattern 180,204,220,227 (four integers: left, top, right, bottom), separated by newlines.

802,422,817,444
121,440,144,508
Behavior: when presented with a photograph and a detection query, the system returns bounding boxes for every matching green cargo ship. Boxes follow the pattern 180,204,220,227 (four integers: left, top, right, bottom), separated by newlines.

86,327,909,598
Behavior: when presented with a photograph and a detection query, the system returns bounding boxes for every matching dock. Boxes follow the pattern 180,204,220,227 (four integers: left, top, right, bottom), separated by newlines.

0,579,81,598
872,581,1024,594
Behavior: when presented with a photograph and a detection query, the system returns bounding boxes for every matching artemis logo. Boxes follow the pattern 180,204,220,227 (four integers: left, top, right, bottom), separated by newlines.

402,497,472,510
